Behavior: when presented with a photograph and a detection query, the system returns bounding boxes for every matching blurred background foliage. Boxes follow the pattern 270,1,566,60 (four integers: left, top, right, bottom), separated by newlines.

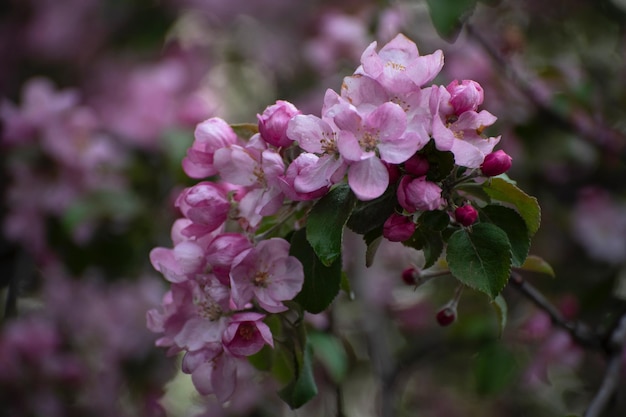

1,0,626,416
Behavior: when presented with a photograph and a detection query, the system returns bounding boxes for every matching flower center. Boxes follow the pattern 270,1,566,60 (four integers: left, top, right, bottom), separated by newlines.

253,270,269,287
386,61,406,71
320,132,338,154
360,131,379,152
238,323,256,340
196,299,223,321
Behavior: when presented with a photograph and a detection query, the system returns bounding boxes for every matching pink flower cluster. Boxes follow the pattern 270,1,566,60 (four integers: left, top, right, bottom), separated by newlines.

148,33,510,402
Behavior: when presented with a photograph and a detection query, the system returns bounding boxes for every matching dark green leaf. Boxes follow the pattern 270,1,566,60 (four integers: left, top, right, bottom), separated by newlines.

419,210,450,231
306,184,356,266
480,205,530,267
426,0,477,41
483,178,541,236
447,223,512,299
278,340,318,409
422,141,455,182
346,187,396,235
403,227,444,269
291,229,342,314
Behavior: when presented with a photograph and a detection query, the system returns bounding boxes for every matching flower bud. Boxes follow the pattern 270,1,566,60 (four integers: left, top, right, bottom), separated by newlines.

401,267,420,285
446,79,484,114
454,204,478,227
383,213,416,242
436,306,456,326
403,153,430,177
481,150,512,177
397,175,444,213
257,100,301,147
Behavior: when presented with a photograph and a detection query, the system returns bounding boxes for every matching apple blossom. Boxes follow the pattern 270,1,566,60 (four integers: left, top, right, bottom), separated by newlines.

230,238,304,313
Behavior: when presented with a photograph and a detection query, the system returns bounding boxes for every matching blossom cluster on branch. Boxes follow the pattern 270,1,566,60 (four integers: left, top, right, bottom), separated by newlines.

148,33,530,406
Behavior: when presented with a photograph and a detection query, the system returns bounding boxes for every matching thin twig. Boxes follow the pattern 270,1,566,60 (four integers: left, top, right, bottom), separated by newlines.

465,23,626,156
508,272,602,350
584,313,626,417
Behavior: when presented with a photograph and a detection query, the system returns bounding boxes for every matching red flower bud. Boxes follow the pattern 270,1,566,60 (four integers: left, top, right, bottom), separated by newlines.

383,213,416,242
481,150,512,177
454,204,478,227
436,306,456,326
401,267,420,285
404,154,430,177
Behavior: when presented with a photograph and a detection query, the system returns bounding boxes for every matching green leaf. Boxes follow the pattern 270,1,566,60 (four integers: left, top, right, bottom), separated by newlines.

291,229,342,314
278,340,318,409
346,187,396,235
483,178,541,236
365,234,383,268
404,227,444,269
230,122,259,139
473,343,517,396
447,223,512,299
306,184,356,266
426,0,477,41
423,141,455,182
491,294,508,338
455,182,491,204
308,331,348,384
518,255,555,277
479,205,530,267
419,210,450,232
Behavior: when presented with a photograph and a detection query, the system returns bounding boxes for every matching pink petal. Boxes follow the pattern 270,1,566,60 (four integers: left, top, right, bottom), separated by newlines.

348,157,389,201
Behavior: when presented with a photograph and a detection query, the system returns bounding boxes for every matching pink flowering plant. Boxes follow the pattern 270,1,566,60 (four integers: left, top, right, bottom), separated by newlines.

148,33,547,408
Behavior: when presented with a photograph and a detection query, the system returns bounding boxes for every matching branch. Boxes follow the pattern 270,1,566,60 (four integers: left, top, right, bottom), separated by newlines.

584,313,626,417
508,272,602,350
465,23,626,157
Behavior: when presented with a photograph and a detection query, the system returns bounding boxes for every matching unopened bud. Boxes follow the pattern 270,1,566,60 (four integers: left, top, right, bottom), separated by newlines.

404,154,430,177
436,306,457,326
257,100,300,147
481,150,512,177
383,213,416,242
454,204,478,227
401,267,420,285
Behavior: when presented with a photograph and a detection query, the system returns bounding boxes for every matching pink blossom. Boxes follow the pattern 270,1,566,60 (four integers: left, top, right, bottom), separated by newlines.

397,175,444,212
257,100,301,147
230,238,304,313
278,153,330,201
358,33,444,94
333,101,417,200
175,182,230,235
149,240,206,284
383,213,416,242
222,312,274,357
214,138,286,228
430,85,501,168
286,112,347,193
205,233,253,284
183,117,239,179
186,349,241,403
155,278,231,353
